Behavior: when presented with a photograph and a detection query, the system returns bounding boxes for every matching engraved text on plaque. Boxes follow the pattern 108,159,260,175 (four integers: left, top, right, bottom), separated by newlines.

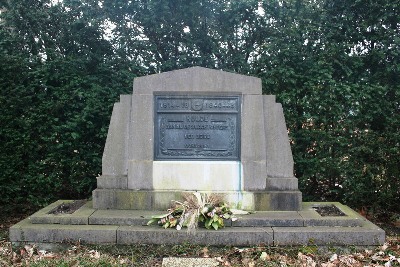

154,95,241,160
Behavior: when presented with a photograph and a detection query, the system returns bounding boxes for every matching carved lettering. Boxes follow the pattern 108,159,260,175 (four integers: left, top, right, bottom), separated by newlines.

186,115,209,122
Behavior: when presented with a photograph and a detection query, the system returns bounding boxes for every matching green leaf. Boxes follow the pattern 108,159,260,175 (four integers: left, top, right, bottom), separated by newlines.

206,218,213,228
163,221,170,229
213,214,219,222
147,218,159,226
212,222,219,230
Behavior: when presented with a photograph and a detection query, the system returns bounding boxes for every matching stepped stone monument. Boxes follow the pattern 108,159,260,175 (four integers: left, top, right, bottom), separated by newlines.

10,67,385,247
93,66,302,211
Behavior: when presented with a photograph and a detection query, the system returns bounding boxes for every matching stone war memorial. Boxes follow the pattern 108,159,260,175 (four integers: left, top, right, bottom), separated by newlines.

11,67,384,246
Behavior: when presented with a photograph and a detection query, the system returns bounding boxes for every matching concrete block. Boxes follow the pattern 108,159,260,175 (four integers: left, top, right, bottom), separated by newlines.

127,160,153,190
92,189,153,210
241,161,267,190
30,200,94,225
241,95,267,162
232,211,303,227
273,224,385,246
97,175,128,189
117,226,273,246
133,67,262,95
10,218,118,244
241,94,267,190
266,177,298,191
270,191,302,211
264,97,294,178
102,95,131,176
254,191,302,211
129,94,153,161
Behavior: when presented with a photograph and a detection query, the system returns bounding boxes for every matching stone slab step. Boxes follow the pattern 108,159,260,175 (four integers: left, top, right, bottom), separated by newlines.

10,218,384,246
29,201,365,228
11,201,385,246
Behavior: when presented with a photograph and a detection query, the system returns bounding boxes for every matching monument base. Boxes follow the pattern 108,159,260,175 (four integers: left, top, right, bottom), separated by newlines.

9,201,385,246
92,189,302,211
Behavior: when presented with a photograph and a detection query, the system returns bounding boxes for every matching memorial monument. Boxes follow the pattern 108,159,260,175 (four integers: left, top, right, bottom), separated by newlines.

93,66,302,211
10,67,384,246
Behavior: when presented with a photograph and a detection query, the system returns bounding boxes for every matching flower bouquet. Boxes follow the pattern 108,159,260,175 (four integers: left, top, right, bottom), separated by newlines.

147,192,238,231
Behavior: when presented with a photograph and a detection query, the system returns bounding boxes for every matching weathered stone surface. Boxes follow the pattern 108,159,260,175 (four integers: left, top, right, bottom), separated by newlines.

93,190,300,211
102,95,131,176
300,202,364,227
89,210,162,226
129,94,153,161
132,67,262,95
117,226,273,246
10,218,117,244
264,97,294,178
254,191,302,211
30,200,94,225
232,211,303,227
127,160,153,190
92,189,153,210
241,94,267,190
273,223,385,246
96,175,128,189
266,177,298,191
10,202,385,246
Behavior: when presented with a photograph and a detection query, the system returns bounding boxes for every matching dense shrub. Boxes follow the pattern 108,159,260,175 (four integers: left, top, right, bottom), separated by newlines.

0,0,398,212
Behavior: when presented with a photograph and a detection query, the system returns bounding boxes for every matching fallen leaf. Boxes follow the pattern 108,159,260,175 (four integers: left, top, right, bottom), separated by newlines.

260,251,270,261
42,253,57,259
338,255,360,267
365,249,373,255
24,244,34,257
12,252,21,264
201,247,210,258
216,256,224,262
88,250,100,259
321,262,336,267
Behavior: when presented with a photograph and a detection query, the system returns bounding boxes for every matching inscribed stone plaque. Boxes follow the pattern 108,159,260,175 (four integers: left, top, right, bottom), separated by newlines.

154,95,241,160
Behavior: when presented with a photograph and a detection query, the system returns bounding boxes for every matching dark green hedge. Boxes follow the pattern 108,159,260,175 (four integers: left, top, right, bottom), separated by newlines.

0,0,398,212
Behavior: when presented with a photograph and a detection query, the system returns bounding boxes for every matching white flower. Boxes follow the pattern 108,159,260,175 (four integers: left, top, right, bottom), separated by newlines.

201,207,209,214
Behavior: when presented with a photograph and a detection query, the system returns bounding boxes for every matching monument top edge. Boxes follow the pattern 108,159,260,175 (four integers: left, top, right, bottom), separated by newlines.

132,66,262,95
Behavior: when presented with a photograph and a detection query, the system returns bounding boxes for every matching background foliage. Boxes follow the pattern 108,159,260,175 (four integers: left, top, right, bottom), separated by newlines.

0,0,399,212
